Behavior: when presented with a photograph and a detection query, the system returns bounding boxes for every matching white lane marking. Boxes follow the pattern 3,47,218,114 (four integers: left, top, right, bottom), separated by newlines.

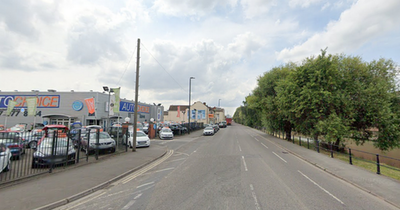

272,152,287,163
166,158,186,163
133,193,142,200
65,192,106,210
261,143,268,149
136,182,155,189
298,170,344,205
238,144,242,152
153,167,175,173
122,199,136,210
250,184,261,210
121,150,174,184
242,156,248,171
255,138,259,142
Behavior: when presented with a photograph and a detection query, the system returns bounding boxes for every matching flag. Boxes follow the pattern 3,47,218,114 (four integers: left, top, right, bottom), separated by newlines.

6,100,17,116
177,106,180,117
84,98,96,114
26,97,38,116
111,87,120,113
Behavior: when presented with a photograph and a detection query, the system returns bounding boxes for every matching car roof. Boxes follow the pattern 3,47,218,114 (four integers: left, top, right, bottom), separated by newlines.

43,125,69,131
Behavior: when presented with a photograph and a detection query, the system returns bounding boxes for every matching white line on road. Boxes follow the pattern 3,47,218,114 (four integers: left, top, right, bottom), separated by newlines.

121,150,174,184
238,144,242,152
298,170,344,205
261,143,268,149
255,138,259,142
136,182,155,189
153,167,175,173
272,152,287,163
242,156,248,171
250,184,261,210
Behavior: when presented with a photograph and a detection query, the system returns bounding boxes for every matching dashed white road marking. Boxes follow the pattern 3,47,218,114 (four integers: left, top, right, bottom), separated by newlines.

272,152,287,163
136,182,155,189
261,143,268,149
242,156,248,171
298,170,344,205
250,184,261,210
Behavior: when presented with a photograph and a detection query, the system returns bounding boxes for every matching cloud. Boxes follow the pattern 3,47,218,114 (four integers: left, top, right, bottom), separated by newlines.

277,0,400,62
240,0,276,19
289,0,321,8
152,0,237,17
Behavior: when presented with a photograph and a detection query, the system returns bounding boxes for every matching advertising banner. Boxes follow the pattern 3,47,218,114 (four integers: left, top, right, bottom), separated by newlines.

111,88,120,113
84,98,96,115
197,110,205,119
6,100,17,116
26,97,37,116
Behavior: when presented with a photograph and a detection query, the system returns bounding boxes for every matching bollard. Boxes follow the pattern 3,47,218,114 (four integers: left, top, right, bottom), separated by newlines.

299,136,301,146
316,140,320,153
349,148,352,165
330,143,333,158
376,154,381,174
307,138,309,149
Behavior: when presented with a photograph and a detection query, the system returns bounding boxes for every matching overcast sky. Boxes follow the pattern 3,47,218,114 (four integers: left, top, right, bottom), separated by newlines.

1,0,399,116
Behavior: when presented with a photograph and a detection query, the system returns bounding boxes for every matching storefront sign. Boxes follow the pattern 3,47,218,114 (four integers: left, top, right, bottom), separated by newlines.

0,95,60,108
120,101,150,113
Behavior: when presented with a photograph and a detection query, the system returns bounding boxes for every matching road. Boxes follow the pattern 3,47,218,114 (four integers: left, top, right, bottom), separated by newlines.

55,124,397,210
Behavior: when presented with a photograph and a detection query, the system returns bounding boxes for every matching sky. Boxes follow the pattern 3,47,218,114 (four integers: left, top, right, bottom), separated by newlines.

1,0,400,116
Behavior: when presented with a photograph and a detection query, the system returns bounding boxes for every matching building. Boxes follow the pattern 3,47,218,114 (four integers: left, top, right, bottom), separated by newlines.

164,101,225,124
0,90,164,130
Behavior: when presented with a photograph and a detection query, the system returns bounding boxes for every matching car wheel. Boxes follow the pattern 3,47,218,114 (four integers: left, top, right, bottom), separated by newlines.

29,141,37,149
128,141,132,148
110,147,116,153
3,160,10,172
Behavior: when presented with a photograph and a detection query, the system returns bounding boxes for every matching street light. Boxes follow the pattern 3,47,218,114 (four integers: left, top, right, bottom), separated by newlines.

103,86,114,131
188,77,195,134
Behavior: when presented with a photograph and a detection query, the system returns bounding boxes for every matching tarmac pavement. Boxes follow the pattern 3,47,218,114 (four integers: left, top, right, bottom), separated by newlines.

0,126,399,209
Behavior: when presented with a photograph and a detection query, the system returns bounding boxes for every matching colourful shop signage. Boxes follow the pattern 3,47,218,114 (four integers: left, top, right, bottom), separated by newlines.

0,95,60,108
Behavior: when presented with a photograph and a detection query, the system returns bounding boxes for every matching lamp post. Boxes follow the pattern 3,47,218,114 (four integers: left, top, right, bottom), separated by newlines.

188,77,195,134
103,86,114,131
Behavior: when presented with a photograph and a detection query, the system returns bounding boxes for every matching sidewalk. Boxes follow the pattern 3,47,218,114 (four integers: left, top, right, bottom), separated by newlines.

0,144,167,210
251,128,400,209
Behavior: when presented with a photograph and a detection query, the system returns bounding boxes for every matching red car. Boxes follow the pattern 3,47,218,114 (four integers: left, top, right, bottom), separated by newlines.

37,125,69,145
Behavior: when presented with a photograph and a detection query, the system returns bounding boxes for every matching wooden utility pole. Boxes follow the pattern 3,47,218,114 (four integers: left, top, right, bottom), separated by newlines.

133,38,140,152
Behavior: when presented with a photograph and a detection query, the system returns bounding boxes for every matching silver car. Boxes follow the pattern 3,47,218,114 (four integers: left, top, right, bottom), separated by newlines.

81,132,116,153
0,144,12,173
159,128,173,140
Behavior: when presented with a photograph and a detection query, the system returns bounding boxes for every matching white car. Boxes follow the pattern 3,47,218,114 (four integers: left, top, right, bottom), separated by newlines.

159,127,173,140
127,131,150,148
203,127,214,136
81,132,116,153
0,144,12,173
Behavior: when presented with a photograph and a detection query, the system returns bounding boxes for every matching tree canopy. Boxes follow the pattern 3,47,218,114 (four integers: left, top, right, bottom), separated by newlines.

234,50,400,151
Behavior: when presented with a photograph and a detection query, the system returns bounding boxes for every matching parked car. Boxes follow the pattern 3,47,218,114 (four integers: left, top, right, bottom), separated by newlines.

143,123,149,134
109,124,123,138
24,130,45,148
219,122,224,128
0,131,25,159
81,132,116,153
159,127,174,140
203,127,214,136
212,124,219,133
32,138,76,168
125,131,150,148
38,125,69,145
0,143,12,173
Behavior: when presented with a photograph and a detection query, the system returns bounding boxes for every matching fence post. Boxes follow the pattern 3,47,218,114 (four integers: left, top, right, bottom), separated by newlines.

95,129,99,160
316,139,320,153
307,138,309,149
376,154,381,175
299,136,301,146
349,148,352,165
330,142,333,158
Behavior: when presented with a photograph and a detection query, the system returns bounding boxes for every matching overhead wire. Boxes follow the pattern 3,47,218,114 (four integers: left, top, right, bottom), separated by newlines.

140,42,187,93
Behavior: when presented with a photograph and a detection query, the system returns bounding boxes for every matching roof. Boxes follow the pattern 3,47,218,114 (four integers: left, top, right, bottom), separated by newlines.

168,105,189,111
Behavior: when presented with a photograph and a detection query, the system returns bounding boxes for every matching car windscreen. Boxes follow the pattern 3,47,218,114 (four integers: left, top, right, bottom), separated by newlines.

137,132,147,137
89,132,110,139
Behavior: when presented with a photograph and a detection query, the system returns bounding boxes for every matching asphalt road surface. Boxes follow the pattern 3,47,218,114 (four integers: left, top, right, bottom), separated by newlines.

55,124,397,210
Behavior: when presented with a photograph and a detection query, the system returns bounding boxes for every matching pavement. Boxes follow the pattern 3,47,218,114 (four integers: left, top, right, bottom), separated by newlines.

0,127,399,209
